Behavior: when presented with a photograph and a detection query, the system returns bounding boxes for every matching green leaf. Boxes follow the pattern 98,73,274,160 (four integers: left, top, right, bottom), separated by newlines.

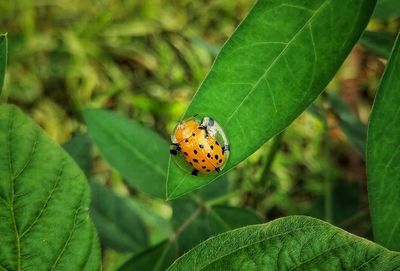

90,180,148,252
328,94,367,156
118,241,178,271
168,216,400,271
167,0,376,199
0,105,100,270
360,31,397,59
63,133,93,176
172,198,262,254
0,34,7,95
373,0,400,20
83,108,169,198
367,32,400,251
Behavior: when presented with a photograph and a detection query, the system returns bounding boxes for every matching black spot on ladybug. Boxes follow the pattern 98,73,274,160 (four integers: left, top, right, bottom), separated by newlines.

193,159,199,163
206,169,210,172
184,152,188,156
189,162,193,166
202,166,206,169
185,139,189,143
219,159,222,163
194,150,198,154
210,145,214,150
216,141,219,146
215,154,219,160
192,133,196,136
207,153,211,158
199,144,204,149
202,159,205,162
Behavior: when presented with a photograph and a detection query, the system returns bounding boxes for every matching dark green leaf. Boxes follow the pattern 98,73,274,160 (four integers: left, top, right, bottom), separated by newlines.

360,31,397,59
63,133,93,176
118,241,178,271
168,216,400,270
367,32,400,251
373,0,400,20
90,181,148,252
83,108,169,198
328,94,367,156
0,34,7,95
0,105,100,270
167,0,376,199
172,198,261,254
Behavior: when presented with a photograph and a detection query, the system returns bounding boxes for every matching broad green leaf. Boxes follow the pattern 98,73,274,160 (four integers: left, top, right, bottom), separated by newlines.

167,0,376,199
0,105,100,270
63,133,93,176
168,216,400,270
83,108,169,198
367,32,400,251
360,31,397,59
90,180,148,252
118,241,178,271
172,198,262,253
0,34,7,95
373,0,400,20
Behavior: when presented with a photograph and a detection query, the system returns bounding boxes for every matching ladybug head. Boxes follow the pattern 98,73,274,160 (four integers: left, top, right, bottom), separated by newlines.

174,119,199,142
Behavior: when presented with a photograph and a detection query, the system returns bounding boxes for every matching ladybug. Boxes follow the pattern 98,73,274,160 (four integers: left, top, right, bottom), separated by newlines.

170,116,230,176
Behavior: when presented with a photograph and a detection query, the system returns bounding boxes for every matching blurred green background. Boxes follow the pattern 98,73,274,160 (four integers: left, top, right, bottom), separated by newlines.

1,0,399,270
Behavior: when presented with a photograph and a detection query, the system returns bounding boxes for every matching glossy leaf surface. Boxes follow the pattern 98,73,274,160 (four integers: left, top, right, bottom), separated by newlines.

167,0,376,199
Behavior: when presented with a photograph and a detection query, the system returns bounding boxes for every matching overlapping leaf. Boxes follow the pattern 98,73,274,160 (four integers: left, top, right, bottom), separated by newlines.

168,216,400,270
167,0,376,199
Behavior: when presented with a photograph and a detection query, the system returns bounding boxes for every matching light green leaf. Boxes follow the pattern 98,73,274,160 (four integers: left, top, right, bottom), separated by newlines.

168,216,400,271
90,180,148,253
367,32,400,251
0,34,7,95
83,108,169,198
167,0,376,199
0,105,100,270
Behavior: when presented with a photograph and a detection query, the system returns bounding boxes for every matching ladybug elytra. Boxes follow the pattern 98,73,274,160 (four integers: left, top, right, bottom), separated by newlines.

170,116,230,176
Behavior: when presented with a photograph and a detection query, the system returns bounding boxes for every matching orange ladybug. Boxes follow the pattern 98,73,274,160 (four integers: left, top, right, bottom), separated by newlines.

170,116,230,176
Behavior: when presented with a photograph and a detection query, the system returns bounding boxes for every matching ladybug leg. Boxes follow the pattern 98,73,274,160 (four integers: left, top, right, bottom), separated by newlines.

170,143,181,156
215,167,220,173
222,144,230,155
191,169,199,176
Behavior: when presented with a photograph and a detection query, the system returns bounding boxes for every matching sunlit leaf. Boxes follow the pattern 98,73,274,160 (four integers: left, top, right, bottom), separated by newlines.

167,0,376,199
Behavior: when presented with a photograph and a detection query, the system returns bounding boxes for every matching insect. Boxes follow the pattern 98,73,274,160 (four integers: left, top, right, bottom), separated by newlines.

170,116,230,176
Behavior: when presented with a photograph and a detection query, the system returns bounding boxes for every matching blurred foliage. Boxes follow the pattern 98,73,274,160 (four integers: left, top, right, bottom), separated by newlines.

1,0,400,270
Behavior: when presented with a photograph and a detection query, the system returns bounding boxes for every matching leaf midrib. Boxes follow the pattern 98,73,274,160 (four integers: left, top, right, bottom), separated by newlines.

225,0,330,124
